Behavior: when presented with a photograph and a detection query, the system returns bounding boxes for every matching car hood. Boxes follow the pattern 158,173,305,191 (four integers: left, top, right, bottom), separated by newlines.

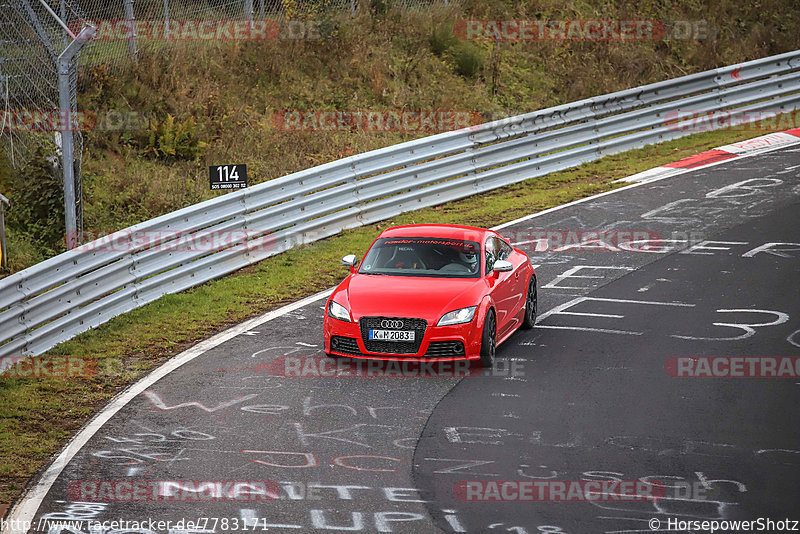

334,273,486,323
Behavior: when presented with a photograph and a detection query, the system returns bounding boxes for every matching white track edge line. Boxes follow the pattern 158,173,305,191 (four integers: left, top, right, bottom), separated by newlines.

496,134,800,229
6,131,800,531
4,288,333,532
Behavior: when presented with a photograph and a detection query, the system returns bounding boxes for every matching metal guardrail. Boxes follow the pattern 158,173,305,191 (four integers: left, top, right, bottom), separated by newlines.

1,49,799,357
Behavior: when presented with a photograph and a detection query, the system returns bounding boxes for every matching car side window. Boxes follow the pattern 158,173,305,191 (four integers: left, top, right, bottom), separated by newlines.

498,239,513,261
485,237,499,275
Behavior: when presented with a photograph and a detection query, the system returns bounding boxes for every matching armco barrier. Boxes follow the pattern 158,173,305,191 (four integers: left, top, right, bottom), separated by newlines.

1,50,799,356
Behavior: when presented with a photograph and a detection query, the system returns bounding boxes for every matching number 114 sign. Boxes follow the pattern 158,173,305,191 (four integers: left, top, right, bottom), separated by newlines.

210,164,247,190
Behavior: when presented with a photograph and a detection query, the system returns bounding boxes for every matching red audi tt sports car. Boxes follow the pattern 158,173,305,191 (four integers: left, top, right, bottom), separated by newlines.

323,224,537,367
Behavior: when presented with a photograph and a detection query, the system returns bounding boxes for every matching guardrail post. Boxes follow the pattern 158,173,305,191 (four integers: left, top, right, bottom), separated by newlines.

0,194,8,272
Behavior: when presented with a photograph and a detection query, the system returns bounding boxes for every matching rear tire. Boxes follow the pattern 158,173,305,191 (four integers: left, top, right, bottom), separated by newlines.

479,310,496,368
521,276,537,330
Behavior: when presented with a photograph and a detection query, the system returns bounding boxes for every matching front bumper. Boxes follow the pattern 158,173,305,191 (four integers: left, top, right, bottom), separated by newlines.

323,315,482,361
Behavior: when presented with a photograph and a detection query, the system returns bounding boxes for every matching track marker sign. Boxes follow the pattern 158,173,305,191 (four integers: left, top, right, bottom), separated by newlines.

210,164,247,190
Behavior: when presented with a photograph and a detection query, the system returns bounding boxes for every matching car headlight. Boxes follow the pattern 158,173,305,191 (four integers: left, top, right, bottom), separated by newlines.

437,306,477,326
328,300,352,322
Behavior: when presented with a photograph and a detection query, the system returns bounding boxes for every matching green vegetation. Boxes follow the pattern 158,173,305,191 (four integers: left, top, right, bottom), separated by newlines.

1,0,800,508
1,152,65,271
3,0,799,271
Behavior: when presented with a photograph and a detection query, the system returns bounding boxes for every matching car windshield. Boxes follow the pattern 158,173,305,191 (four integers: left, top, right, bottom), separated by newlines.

358,237,481,278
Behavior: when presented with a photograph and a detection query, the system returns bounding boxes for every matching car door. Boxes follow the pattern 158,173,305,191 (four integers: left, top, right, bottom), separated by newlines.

498,237,526,318
485,236,518,338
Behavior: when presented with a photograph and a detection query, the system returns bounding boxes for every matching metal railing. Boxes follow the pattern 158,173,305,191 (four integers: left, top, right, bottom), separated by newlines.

1,49,799,357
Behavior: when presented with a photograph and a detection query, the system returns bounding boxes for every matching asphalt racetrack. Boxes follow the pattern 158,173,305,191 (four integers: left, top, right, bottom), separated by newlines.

22,144,800,533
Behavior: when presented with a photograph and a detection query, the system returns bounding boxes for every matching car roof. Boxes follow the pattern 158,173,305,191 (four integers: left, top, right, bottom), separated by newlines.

379,224,492,242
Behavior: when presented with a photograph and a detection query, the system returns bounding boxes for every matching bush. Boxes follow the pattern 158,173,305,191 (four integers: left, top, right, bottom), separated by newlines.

430,24,458,56
452,42,485,78
368,0,388,18
143,115,205,161
3,229,49,273
429,24,484,78
5,149,65,251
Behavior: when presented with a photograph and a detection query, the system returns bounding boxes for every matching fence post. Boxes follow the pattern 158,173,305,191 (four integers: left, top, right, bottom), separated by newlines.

0,194,8,272
59,0,69,47
244,0,253,21
0,63,9,170
163,0,170,41
123,0,138,60
57,26,96,250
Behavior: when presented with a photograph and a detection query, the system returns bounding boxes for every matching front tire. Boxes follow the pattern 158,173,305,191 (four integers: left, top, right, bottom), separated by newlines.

521,276,537,329
479,310,496,368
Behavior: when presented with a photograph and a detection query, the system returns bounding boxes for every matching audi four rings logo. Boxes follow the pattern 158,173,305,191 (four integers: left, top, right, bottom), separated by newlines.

381,319,404,329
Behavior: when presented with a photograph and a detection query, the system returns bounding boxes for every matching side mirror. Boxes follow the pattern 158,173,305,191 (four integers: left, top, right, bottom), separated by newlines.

341,254,357,267
493,260,513,273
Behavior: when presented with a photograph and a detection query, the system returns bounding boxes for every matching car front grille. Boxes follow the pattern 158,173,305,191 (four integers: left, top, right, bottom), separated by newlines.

359,317,427,355
331,335,466,360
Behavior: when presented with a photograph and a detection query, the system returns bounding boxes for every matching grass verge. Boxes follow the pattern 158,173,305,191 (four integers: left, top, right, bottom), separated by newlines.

0,121,796,507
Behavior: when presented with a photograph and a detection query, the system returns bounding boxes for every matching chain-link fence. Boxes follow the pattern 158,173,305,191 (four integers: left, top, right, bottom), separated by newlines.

1,0,92,243
1,0,451,248
75,0,328,67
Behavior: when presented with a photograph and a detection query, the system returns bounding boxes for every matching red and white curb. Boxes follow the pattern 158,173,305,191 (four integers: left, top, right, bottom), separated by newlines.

616,128,800,184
